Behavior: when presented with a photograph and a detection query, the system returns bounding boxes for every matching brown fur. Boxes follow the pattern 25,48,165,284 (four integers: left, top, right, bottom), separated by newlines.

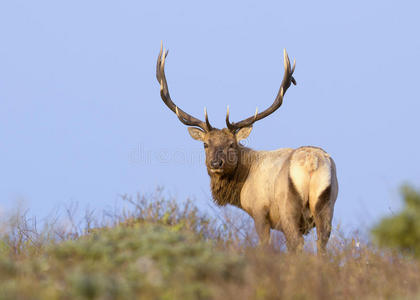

209,146,254,208
186,127,338,253
157,45,338,253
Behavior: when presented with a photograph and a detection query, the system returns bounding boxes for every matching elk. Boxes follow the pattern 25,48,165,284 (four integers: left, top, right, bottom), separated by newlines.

156,44,338,253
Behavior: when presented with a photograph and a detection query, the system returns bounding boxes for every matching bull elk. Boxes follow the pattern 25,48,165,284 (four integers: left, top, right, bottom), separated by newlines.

156,43,338,253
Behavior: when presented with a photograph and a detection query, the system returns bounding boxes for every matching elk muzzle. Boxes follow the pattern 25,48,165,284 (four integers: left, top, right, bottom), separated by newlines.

209,149,226,172
210,158,224,169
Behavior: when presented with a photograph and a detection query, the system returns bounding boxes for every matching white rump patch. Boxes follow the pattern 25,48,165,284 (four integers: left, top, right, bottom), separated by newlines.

289,160,311,201
313,159,332,197
289,148,332,201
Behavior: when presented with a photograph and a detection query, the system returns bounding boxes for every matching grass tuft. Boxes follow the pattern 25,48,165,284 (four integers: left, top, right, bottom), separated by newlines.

0,192,419,299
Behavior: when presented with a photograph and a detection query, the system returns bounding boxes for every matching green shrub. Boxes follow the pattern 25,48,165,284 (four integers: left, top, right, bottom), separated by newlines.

0,222,243,300
371,184,420,258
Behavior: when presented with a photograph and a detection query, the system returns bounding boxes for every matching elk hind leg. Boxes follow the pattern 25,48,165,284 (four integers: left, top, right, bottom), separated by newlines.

312,186,333,254
282,219,304,253
282,186,304,253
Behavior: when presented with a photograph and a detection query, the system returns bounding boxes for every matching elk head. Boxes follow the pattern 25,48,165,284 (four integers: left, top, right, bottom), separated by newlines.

156,43,296,176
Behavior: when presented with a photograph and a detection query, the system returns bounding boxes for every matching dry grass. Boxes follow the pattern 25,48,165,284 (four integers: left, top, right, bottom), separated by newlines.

0,191,419,300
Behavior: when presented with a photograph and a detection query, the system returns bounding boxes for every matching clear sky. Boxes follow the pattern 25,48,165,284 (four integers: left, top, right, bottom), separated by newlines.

1,0,419,230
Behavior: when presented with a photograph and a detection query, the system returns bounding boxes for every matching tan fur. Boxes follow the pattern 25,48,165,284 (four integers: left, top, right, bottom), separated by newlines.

156,44,336,252
199,130,338,253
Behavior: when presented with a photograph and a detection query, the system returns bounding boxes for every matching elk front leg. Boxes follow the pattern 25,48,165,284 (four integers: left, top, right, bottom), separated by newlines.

254,212,271,245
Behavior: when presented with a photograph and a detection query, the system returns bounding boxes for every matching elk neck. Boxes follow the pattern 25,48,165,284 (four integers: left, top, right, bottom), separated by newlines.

209,146,255,208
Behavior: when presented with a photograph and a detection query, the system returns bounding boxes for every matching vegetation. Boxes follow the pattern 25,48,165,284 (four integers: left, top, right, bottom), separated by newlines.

372,184,420,258
0,191,419,300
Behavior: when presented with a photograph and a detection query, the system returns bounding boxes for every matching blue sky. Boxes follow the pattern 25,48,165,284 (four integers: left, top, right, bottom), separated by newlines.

1,0,419,230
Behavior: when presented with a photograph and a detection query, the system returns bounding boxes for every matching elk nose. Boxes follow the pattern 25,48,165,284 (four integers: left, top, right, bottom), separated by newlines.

210,159,224,169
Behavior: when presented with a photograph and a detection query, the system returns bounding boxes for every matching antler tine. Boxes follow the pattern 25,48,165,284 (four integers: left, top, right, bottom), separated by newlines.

226,105,258,131
204,107,213,131
156,43,212,132
253,107,258,121
225,105,235,131
226,48,296,132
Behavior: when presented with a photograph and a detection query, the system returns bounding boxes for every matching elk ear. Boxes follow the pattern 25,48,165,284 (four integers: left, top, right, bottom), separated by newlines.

235,126,253,141
188,127,206,141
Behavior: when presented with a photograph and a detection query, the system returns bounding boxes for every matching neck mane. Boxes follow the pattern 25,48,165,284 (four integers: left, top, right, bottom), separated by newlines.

209,146,255,208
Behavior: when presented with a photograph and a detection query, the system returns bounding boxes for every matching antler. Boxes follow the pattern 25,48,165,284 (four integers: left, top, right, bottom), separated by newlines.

157,42,212,132
226,49,296,132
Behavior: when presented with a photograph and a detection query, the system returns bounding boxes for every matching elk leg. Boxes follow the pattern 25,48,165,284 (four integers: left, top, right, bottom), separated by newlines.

281,184,304,253
313,186,333,254
282,217,304,252
314,212,332,254
254,212,271,245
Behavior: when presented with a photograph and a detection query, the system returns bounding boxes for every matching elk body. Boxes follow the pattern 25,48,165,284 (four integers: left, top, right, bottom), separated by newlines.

156,44,338,252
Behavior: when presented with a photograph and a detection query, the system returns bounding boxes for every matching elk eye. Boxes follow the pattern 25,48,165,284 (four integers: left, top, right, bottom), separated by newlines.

203,143,209,149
